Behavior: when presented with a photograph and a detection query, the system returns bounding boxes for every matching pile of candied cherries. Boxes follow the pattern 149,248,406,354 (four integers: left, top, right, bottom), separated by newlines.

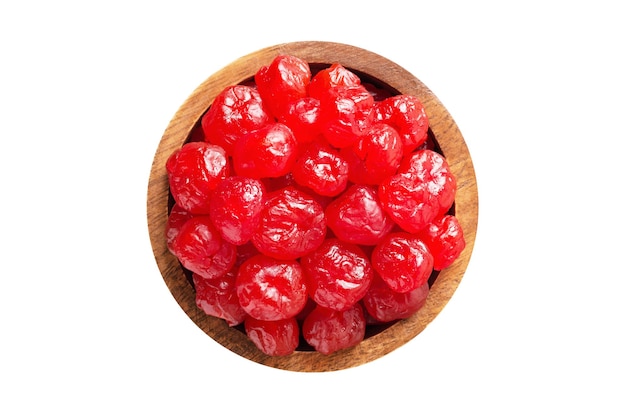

165,54,465,356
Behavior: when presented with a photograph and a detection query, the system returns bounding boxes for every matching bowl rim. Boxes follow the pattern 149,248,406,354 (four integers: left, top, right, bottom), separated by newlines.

146,41,479,372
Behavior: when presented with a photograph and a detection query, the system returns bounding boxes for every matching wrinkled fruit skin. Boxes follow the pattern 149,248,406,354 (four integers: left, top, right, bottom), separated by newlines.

233,122,298,179
255,54,311,120
235,254,308,321
201,85,272,155
325,184,394,246
209,176,265,246
252,187,326,260
244,316,300,356
363,277,429,322
374,94,429,153
379,149,456,233
417,214,466,271
372,232,434,293
302,303,366,355
166,142,229,214
194,270,247,327
301,238,374,312
165,55,467,357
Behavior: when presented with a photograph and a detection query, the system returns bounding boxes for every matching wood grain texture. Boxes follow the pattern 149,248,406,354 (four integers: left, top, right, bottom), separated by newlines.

146,41,478,372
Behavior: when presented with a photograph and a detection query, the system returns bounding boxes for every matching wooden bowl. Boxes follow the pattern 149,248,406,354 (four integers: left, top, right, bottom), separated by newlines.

147,41,478,372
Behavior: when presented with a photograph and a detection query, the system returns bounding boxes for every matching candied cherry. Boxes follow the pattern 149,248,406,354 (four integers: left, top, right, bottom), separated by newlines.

168,216,225,277
318,85,375,148
301,238,373,311
362,276,429,322
371,232,434,293
193,270,247,327
201,84,272,155
244,316,300,357
252,186,326,260
307,63,361,99
417,214,466,271
255,54,311,119
209,176,266,246
302,303,366,355
279,96,322,144
341,123,403,185
374,94,429,152
292,142,349,197
379,149,457,233
165,203,193,253
235,254,308,321
166,142,229,214
232,122,299,179
325,184,394,246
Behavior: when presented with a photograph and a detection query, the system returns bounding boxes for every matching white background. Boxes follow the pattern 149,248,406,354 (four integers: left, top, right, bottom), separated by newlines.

1,1,624,415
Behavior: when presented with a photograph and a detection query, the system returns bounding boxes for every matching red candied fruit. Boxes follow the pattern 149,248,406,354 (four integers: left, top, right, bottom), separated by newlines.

379,149,457,233
164,54,466,357
166,142,229,214
362,276,429,323
302,303,366,355
279,96,322,144
417,214,466,271
232,122,299,179
235,254,308,321
371,232,434,293
209,176,266,246
341,123,403,185
317,85,375,148
165,203,193,252
301,238,374,311
307,63,361,99
292,142,349,197
201,84,272,155
374,94,429,153
168,216,224,277
255,54,311,119
252,187,326,260
244,316,300,357
325,184,394,246
193,270,247,327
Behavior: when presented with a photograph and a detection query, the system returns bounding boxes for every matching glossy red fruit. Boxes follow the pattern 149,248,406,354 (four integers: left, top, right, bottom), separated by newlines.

209,176,265,246
308,63,361,99
255,54,311,119
201,84,272,155
417,214,466,271
301,238,374,311
371,232,434,293
235,254,308,321
166,142,229,214
193,270,247,327
165,203,193,253
374,94,429,152
168,216,224,277
318,85,375,148
362,276,429,322
292,142,349,197
379,149,456,233
342,123,403,185
279,96,322,144
302,303,366,355
325,184,394,246
244,316,300,356
252,187,326,260
232,122,299,179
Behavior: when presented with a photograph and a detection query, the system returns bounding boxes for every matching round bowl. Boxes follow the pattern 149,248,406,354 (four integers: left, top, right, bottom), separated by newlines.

147,41,478,372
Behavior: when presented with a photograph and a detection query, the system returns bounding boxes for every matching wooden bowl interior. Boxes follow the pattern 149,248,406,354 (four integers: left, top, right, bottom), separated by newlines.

147,41,478,372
